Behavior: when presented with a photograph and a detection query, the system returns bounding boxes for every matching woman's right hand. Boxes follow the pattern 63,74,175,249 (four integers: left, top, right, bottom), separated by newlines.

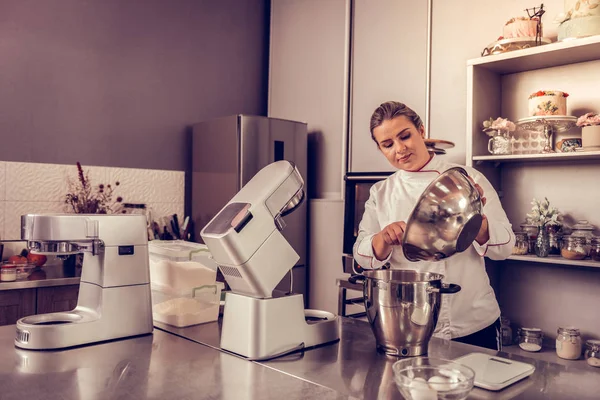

372,221,407,260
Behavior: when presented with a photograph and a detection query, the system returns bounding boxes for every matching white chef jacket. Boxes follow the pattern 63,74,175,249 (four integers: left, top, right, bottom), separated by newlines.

353,155,515,339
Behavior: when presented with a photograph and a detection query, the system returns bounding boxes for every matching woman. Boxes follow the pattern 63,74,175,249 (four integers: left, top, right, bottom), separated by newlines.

353,101,515,350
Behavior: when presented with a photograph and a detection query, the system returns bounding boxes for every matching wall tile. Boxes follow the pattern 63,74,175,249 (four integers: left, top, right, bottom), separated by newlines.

5,162,68,202
108,168,184,204
4,201,65,240
0,201,5,240
0,162,5,201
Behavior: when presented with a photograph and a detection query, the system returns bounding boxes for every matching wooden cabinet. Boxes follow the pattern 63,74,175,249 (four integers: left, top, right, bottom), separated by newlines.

349,0,429,172
36,285,79,315
0,289,36,326
0,285,79,326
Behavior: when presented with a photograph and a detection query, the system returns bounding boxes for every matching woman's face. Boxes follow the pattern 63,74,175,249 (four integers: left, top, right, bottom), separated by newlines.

372,115,431,171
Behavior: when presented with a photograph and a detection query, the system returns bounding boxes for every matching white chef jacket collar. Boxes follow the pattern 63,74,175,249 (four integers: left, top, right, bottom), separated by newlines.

397,153,444,181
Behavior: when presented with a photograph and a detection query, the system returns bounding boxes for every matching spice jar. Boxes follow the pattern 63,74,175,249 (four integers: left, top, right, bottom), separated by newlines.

548,233,562,255
512,232,529,255
590,237,600,262
0,263,17,282
584,340,600,368
556,327,582,360
518,327,543,352
500,316,513,346
571,220,595,255
561,235,587,260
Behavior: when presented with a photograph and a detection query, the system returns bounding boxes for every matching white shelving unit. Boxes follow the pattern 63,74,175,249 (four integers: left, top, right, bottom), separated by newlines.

506,255,600,269
466,35,600,270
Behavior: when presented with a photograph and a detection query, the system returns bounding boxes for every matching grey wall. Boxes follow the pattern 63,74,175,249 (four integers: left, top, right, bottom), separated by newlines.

0,0,270,171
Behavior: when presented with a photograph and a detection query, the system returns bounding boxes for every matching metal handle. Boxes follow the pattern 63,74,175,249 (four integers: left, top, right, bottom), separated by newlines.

428,283,461,294
347,275,365,285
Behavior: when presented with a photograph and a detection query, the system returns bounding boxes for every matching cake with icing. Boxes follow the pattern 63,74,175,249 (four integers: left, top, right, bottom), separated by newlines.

556,0,600,41
503,16,542,38
528,91,569,116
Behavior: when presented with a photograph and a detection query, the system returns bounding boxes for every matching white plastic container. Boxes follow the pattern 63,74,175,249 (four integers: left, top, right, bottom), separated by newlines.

148,240,222,327
152,282,223,328
148,240,217,269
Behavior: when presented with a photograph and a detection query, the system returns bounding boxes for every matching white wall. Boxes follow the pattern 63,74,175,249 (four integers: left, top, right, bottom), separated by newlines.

430,0,563,164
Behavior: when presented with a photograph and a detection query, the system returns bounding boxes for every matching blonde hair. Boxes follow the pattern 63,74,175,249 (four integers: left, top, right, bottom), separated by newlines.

369,101,423,143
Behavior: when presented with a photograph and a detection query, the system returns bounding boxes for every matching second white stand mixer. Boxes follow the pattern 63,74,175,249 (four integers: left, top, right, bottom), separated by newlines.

201,160,339,360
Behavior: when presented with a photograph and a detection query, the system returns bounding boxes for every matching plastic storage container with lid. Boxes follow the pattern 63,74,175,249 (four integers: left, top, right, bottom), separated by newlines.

518,327,543,352
152,280,224,328
148,240,222,327
584,340,600,367
556,326,582,360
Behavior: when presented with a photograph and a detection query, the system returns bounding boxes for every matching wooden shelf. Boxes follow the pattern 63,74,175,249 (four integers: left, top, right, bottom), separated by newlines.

506,254,600,269
472,150,600,163
467,35,600,74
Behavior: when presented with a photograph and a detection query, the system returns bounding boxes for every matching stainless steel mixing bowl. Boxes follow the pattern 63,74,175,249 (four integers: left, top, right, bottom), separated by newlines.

349,269,461,356
402,167,483,262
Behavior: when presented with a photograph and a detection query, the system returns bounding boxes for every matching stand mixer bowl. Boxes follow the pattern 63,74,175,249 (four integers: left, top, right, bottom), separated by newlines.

349,270,461,357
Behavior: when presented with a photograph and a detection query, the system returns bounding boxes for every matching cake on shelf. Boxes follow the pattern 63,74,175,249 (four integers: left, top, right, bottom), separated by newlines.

528,90,569,116
556,0,600,41
481,4,547,56
503,16,542,38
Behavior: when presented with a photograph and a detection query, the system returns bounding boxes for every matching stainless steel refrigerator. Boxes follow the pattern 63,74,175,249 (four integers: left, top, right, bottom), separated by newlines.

190,115,308,298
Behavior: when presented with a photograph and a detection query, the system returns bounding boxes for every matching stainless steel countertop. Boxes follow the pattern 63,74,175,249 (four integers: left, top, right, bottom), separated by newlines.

0,326,351,400
157,317,600,399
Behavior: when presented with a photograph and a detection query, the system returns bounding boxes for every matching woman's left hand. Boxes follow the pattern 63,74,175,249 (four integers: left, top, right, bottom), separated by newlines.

468,176,490,244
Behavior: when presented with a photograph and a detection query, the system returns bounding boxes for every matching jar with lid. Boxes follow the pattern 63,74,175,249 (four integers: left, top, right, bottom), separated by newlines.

590,237,600,262
517,327,543,352
584,340,600,368
561,235,587,260
500,316,513,346
556,327,582,360
570,220,595,255
548,233,562,255
512,232,529,255
520,222,538,253
0,263,17,282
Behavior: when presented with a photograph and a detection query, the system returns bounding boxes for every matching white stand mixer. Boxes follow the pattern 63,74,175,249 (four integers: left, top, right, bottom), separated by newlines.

15,214,153,350
201,161,339,360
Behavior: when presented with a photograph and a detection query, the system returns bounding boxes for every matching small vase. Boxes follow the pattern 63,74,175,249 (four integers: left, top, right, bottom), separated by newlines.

487,130,511,155
535,226,550,258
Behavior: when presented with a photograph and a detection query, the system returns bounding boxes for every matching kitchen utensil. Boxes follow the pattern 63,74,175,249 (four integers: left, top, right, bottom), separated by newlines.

453,353,535,391
348,269,461,356
392,357,475,399
402,167,483,262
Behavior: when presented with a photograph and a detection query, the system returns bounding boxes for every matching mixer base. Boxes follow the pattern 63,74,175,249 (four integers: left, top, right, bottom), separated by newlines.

377,342,428,357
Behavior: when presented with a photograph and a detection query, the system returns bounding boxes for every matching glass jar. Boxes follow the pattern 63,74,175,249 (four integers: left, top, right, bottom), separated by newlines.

517,327,543,352
500,317,513,346
487,130,511,155
512,232,529,255
584,340,600,368
548,233,562,255
561,235,588,260
590,237,600,262
556,327,582,360
520,222,538,254
571,220,595,255
0,264,17,282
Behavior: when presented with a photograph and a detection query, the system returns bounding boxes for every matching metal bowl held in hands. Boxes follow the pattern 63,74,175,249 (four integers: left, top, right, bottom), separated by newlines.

402,167,483,262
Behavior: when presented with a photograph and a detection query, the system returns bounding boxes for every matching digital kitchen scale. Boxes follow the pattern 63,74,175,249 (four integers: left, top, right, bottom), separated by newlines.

454,352,535,391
